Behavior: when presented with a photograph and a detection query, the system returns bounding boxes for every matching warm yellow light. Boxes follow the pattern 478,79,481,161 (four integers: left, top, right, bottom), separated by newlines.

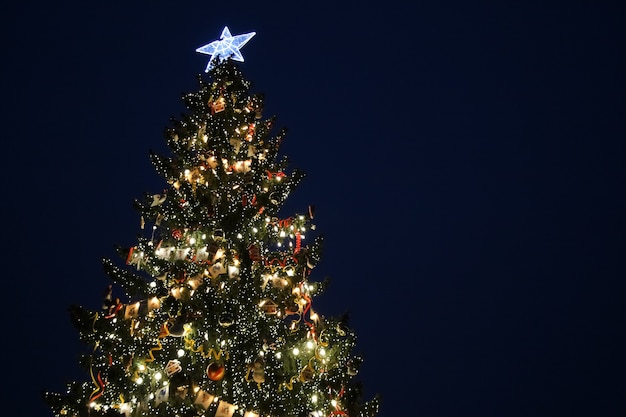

177,349,185,357
311,394,318,403
293,348,300,355
135,377,143,385
154,372,162,381
306,341,315,350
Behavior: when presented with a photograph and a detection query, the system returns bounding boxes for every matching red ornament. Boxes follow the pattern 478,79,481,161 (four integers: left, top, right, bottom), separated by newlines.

172,229,183,239
248,244,261,262
206,362,225,381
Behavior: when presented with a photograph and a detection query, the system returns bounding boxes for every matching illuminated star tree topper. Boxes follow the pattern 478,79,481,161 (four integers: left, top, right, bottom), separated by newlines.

196,26,256,72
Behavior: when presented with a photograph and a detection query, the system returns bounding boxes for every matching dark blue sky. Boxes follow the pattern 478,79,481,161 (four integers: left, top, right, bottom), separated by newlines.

2,2,625,416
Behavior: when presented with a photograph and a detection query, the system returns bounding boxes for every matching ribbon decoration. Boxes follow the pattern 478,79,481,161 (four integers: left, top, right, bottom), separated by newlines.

314,330,330,361
104,303,122,319
183,336,229,360
88,364,106,402
244,364,262,389
144,321,169,363
144,339,163,364
91,312,99,332
279,376,299,391
299,283,317,341
266,170,286,180
294,231,302,254
264,255,298,272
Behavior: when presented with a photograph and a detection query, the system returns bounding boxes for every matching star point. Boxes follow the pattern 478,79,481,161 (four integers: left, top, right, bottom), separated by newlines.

196,26,256,72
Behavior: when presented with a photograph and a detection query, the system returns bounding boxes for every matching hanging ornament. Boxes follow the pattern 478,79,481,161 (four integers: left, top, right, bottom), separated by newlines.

172,229,183,240
259,299,278,315
250,357,265,384
228,264,240,279
154,385,169,406
208,261,226,278
150,193,167,207
102,285,114,310
299,360,315,383
214,400,236,417
248,244,262,262
194,390,215,410
124,302,140,320
245,357,265,387
218,312,235,328
206,362,226,381
209,96,226,113
212,229,225,241
168,315,188,337
165,359,182,377
347,360,359,376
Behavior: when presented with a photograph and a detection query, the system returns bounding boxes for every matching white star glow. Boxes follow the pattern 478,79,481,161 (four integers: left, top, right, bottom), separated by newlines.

196,26,256,72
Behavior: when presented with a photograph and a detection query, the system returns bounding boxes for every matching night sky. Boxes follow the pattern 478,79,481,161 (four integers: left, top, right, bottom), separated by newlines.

3,2,625,416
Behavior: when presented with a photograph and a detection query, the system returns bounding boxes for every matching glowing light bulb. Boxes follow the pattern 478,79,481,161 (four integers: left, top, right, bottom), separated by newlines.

293,348,300,355
154,372,162,381
177,349,185,357
135,377,143,385
306,341,315,349
311,394,318,403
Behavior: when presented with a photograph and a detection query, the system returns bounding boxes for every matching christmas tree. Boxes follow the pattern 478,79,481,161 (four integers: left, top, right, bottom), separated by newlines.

44,27,380,417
